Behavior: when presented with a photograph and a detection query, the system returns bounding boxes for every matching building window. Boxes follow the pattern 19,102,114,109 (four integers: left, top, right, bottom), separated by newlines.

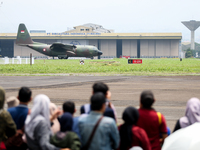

86,29,89,31
80,29,84,31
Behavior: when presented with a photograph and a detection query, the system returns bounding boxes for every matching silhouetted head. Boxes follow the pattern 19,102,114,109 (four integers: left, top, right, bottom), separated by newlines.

18,87,32,103
92,82,109,96
140,90,155,109
122,106,139,125
91,92,106,111
63,101,75,114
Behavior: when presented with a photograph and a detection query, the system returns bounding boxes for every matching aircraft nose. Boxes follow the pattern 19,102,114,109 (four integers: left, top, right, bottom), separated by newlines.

98,51,103,55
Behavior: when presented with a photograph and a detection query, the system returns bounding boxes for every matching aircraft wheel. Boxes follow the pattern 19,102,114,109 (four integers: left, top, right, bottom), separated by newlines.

91,57,94,59
65,57,68,59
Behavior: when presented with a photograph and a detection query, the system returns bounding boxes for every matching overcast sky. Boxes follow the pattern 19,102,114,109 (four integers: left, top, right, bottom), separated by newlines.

0,0,200,42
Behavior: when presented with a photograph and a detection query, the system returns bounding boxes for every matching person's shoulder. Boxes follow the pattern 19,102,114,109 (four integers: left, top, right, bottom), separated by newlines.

67,131,79,137
7,107,16,113
78,114,88,122
105,107,113,112
132,125,145,132
35,117,48,129
0,110,11,117
73,116,79,121
102,116,115,124
0,110,13,121
104,107,114,115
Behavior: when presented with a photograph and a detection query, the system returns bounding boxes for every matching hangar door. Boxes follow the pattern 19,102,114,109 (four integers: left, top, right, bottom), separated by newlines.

100,40,116,58
0,40,14,57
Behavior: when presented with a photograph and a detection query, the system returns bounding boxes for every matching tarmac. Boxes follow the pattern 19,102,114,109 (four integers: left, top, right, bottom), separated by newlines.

1,75,200,131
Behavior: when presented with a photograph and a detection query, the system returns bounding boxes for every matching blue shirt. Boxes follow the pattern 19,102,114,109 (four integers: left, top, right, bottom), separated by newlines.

8,104,28,129
72,116,80,138
78,111,119,150
80,104,116,121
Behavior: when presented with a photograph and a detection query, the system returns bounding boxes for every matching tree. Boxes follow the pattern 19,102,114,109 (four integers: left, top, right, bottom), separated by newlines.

185,48,194,58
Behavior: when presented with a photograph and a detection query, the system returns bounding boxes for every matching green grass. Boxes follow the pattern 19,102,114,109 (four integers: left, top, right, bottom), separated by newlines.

0,58,200,76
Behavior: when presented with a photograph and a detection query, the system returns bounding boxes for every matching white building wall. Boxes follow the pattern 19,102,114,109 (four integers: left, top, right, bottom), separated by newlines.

14,42,44,57
57,39,89,45
13,39,180,58
163,40,170,56
156,40,165,57
148,40,155,57
89,40,98,47
100,40,116,57
100,40,109,56
140,40,148,57
122,40,137,57
171,40,179,56
108,40,116,57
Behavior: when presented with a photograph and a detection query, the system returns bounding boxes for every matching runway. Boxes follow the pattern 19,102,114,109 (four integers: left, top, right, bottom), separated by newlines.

1,75,200,131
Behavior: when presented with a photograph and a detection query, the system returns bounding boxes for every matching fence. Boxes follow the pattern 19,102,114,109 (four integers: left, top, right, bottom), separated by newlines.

0,56,34,64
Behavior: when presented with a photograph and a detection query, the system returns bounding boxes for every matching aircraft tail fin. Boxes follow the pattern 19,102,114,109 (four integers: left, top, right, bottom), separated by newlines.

16,23,33,45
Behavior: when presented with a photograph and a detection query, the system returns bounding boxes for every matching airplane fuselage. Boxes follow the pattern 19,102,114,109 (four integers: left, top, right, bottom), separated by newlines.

27,43,102,58
16,24,103,59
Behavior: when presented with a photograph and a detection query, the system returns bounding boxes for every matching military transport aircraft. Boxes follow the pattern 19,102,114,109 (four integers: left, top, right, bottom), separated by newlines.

16,24,103,59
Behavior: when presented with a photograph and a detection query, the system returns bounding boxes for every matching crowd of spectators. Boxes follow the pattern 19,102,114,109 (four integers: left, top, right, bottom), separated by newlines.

0,82,199,150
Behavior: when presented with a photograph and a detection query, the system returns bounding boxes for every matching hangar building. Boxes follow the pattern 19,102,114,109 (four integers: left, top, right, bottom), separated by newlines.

0,23,182,58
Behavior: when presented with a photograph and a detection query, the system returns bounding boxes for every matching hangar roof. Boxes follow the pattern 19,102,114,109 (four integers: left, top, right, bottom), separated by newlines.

0,32,182,40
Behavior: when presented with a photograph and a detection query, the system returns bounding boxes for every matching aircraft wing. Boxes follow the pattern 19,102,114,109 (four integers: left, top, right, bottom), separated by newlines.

50,43,76,53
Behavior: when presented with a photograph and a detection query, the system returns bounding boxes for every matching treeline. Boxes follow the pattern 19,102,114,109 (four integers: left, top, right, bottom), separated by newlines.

182,43,200,58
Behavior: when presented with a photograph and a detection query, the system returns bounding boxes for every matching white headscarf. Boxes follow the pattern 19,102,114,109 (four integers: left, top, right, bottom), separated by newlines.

25,94,51,140
180,97,200,128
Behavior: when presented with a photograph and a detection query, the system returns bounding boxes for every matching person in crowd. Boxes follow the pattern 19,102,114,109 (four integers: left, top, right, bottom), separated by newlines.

50,112,81,150
8,87,32,130
173,97,200,132
6,96,19,108
50,102,60,134
137,90,167,150
78,92,119,150
80,82,117,121
118,106,151,150
63,101,80,138
0,86,16,147
6,87,31,150
25,94,69,150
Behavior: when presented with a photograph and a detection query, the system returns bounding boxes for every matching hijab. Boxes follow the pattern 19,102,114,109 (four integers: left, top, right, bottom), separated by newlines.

120,106,139,150
180,97,200,128
0,86,5,110
49,103,60,134
25,94,51,140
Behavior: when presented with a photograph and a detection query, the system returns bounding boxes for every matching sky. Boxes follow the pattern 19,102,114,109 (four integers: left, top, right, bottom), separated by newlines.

0,0,200,42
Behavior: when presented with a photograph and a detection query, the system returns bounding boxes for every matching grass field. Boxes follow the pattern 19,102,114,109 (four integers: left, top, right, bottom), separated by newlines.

0,58,200,76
